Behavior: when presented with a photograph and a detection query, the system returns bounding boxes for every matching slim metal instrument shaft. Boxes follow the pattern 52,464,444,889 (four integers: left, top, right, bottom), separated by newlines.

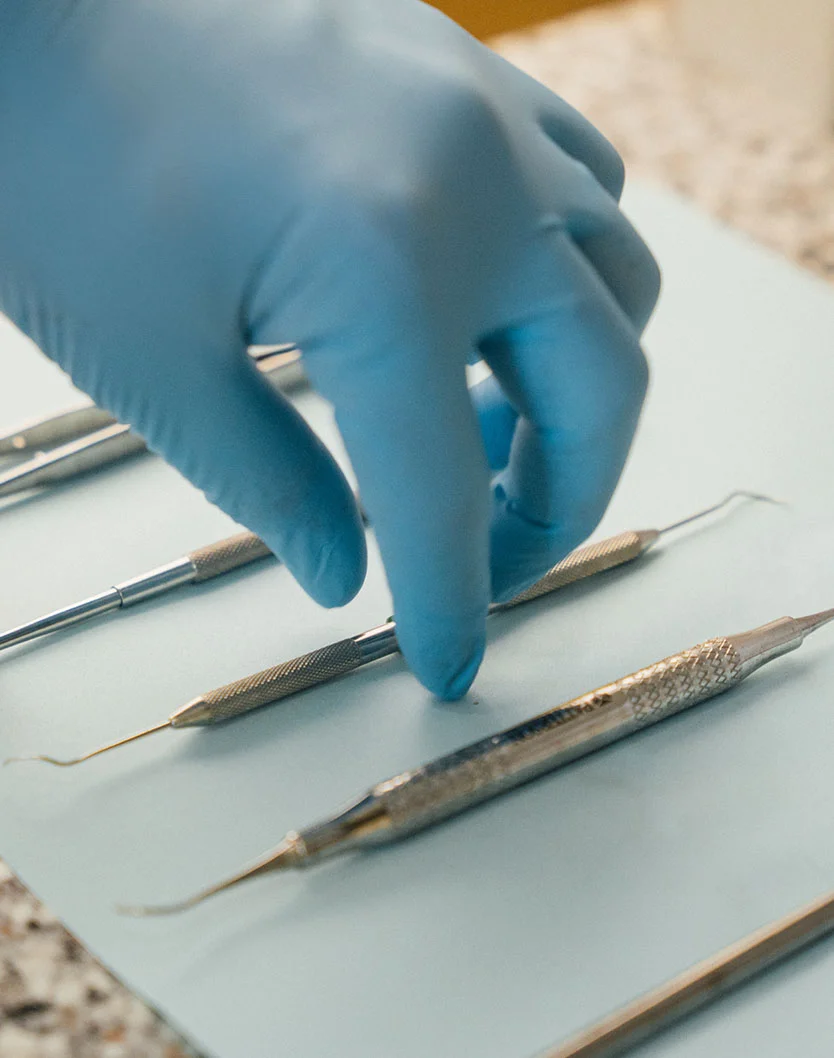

9,530,669,765
12,493,776,766
0,491,373,653
537,887,834,1058
0,423,148,498
0,346,303,498
120,606,834,915
0,532,273,651
0,405,116,458
0,522,646,656
169,528,664,729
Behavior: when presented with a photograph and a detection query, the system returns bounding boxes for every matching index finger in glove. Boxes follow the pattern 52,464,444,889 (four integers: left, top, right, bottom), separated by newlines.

302,317,491,701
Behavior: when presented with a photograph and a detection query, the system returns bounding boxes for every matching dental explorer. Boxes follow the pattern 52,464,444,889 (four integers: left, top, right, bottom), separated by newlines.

9,492,777,767
0,531,274,652
119,605,834,915
0,346,303,499
0,490,769,656
0,405,118,460
539,886,834,1058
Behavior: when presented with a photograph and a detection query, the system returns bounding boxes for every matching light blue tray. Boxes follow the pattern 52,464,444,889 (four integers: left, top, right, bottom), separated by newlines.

2,183,834,1058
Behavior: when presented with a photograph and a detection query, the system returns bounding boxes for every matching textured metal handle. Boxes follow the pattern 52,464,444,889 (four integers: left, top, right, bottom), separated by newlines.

188,532,273,581
617,636,742,726
0,424,148,497
377,637,743,834
0,405,116,456
501,531,647,609
191,638,367,723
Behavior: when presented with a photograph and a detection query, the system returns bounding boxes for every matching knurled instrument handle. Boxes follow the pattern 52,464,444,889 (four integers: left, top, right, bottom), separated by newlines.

0,405,116,456
376,637,743,834
188,532,273,581
500,530,648,609
0,424,148,497
178,637,368,725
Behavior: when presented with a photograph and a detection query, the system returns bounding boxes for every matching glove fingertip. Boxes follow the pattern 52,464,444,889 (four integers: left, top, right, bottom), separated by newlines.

438,640,485,701
261,515,367,610
396,615,486,701
308,534,368,609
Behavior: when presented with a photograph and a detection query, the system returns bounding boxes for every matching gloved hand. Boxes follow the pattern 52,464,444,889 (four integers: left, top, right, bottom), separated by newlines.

0,0,659,699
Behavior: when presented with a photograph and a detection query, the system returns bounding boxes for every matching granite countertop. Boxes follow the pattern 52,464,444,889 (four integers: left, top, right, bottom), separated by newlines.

3,2,833,1054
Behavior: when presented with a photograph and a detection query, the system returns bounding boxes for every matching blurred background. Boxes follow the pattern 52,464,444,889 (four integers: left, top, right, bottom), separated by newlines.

433,0,834,279
434,0,604,37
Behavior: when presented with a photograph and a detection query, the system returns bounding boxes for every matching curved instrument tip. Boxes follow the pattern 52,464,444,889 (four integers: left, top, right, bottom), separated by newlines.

658,490,784,536
116,875,258,918
4,754,84,767
3,721,172,770
116,837,302,917
116,895,207,917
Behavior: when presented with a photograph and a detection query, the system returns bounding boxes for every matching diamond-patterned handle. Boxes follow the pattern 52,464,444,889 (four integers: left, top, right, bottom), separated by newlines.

378,637,743,833
194,638,366,723
188,531,273,581
500,531,647,609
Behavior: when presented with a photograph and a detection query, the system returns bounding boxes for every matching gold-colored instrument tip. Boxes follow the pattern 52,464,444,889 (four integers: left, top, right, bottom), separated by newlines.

795,608,834,637
116,836,303,917
117,888,224,918
3,720,172,768
658,490,782,536
4,754,93,768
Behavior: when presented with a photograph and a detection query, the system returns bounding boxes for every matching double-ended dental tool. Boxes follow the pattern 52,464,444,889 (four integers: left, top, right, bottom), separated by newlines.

539,886,834,1058
8,491,777,767
0,346,303,499
120,604,834,914
0,532,274,652
0,501,372,654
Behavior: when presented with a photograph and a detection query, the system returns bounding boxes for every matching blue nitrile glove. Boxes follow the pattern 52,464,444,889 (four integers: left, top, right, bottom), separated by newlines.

0,1,659,699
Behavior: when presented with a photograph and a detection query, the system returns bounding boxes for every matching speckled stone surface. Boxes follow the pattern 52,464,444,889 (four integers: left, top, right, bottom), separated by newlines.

0,862,198,1057
497,0,834,279
2,2,833,1054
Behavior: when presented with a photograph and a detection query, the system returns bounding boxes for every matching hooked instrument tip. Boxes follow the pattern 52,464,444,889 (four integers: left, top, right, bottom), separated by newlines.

658,490,783,536
116,837,301,916
116,891,221,917
4,720,172,768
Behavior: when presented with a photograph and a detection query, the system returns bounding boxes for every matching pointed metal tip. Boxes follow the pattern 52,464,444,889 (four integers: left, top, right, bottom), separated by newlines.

4,755,80,768
729,489,786,507
116,836,303,918
3,720,172,770
116,897,206,918
795,608,834,636
658,490,784,536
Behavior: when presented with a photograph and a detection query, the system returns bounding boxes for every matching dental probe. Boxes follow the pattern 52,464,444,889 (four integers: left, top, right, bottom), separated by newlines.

0,346,302,499
119,605,834,915
0,532,274,652
0,422,149,499
0,405,115,459
0,499,373,652
10,492,776,767
538,887,834,1058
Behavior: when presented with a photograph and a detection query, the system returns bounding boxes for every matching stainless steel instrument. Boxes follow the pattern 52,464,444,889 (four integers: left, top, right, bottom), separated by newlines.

0,531,273,651
0,404,115,458
537,887,834,1058
0,422,148,498
0,345,303,498
8,492,774,765
117,605,834,914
